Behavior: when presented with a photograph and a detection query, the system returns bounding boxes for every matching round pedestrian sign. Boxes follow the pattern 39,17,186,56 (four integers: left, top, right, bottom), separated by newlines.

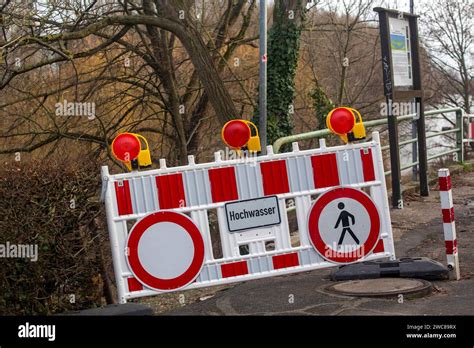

126,211,205,291
307,187,380,264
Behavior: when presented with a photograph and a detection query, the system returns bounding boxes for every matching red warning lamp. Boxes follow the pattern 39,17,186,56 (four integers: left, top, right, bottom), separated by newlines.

111,133,141,162
221,120,251,149
111,133,153,171
327,107,355,135
326,107,366,143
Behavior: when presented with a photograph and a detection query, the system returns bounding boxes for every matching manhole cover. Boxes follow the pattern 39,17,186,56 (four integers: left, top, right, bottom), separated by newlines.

326,278,432,298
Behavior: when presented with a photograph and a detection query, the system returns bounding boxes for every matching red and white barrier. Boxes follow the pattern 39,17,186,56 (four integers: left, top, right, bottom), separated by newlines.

438,168,460,280
101,131,395,303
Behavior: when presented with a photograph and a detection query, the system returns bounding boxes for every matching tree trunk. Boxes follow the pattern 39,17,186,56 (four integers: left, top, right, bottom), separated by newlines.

179,25,238,124
153,0,238,125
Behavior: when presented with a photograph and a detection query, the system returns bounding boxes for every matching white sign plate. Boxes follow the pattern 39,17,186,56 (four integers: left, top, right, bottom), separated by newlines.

389,16,413,88
225,196,281,232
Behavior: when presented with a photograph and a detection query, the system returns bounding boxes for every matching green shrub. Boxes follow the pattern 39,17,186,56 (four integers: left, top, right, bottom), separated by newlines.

0,160,115,314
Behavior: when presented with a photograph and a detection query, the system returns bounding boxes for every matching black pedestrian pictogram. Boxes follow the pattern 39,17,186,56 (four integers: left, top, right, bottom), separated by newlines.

334,202,359,246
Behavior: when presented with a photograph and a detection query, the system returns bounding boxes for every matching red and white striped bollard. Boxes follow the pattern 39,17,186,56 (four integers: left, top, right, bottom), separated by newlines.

438,168,460,280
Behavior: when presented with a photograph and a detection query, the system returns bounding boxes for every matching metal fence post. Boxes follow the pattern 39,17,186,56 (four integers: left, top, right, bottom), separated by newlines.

455,109,464,163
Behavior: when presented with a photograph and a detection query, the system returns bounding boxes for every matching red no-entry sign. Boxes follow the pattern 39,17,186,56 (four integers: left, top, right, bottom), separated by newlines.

126,211,205,291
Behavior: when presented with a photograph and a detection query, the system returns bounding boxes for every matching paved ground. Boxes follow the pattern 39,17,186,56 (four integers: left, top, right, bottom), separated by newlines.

140,166,474,315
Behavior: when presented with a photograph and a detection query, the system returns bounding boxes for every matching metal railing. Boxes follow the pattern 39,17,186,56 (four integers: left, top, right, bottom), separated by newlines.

273,107,464,178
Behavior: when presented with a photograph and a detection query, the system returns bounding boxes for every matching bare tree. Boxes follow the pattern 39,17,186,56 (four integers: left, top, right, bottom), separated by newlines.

301,0,383,122
0,0,257,164
422,0,473,114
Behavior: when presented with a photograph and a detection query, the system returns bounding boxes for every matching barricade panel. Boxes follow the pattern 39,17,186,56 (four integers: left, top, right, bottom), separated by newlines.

101,132,395,303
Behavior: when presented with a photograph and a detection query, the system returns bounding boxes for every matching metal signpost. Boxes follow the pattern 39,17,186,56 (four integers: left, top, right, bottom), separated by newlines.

374,7,428,208
259,0,267,154
410,0,418,182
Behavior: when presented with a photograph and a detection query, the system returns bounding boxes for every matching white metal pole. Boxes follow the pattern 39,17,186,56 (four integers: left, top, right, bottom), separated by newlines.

259,0,267,154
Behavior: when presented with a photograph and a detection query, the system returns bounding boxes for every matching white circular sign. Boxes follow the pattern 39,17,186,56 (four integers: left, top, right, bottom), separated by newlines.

127,211,205,291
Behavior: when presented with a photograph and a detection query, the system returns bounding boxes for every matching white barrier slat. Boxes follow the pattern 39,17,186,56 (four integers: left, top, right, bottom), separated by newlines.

190,210,214,261
235,162,264,199
294,195,312,247
336,148,365,185
287,156,314,192
183,169,213,207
